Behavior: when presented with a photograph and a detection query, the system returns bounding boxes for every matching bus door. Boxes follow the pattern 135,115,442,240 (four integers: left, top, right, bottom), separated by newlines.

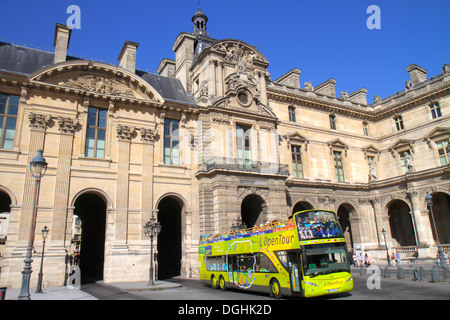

287,251,302,293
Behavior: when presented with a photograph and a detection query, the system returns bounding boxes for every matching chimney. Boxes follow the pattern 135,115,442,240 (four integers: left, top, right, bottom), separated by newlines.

406,64,428,85
348,88,368,105
118,41,139,73
315,78,337,97
274,68,301,88
53,23,72,64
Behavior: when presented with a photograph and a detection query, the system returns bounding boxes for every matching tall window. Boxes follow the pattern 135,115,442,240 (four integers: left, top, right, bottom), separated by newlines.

291,145,303,178
436,140,449,166
362,122,369,136
288,106,296,122
394,116,404,131
0,93,19,150
85,107,107,158
329,114,336,130
164,118,180,165
236,124,251,167
333,151,345,182
430,103,442,119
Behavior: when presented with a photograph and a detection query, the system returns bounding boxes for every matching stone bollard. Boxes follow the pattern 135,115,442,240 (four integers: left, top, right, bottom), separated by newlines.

431,266,440,283
397,267,405,279
384,266,390,278
360,264,365,276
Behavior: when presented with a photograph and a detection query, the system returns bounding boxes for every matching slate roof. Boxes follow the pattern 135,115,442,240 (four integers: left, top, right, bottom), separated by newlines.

0,41,197,106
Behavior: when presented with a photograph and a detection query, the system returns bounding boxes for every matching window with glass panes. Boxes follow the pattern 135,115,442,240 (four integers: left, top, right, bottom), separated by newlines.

291,145,303,178
85,107,107,158
333,151,345,182
436,140,449,166
394,116,404,131
236,124,251,167
288,106,296,122
163,118,180,165
0,93,19,150
430,103,442,119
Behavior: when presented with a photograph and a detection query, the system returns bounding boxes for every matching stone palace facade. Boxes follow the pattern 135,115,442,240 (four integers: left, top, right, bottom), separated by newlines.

0,8,449,287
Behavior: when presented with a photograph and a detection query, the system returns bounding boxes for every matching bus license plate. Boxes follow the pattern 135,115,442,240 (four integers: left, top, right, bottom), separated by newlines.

328,288,338,293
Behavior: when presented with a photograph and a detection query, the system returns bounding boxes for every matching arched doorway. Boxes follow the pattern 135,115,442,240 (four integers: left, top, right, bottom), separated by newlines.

292,201,313,215
241,194,266,228
337,203,356,251
387,200,416,247
157,196,182,280
0,190,12,238
427,192,450,245
73,193,107,284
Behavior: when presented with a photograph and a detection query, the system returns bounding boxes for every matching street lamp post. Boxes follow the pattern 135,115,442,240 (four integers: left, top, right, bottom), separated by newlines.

425,192,446,270
143,211,162,286
18,149,48,300
381,228,391,266
35,226,49,293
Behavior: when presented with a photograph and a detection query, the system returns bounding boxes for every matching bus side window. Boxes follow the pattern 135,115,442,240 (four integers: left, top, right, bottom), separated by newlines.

254,253,277,273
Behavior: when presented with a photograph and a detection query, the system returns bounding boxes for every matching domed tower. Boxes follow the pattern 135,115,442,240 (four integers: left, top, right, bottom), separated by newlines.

192,7,208,36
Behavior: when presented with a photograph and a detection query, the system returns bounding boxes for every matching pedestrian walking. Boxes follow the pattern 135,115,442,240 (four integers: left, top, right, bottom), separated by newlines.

395,250,401,266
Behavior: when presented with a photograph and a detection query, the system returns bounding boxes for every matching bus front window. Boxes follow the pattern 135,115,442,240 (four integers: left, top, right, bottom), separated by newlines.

303,243,350,277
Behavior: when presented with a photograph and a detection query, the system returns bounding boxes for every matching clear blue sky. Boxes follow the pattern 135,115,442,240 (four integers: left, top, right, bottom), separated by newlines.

1,0,449,101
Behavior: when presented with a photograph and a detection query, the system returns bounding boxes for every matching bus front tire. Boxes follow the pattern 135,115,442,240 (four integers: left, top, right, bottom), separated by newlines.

270,279,282,299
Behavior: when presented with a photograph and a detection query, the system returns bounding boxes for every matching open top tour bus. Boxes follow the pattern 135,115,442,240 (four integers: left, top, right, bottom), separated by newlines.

198,209,353,298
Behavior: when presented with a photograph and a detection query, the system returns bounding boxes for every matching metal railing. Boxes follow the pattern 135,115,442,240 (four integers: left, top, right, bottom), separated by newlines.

199,157,290,175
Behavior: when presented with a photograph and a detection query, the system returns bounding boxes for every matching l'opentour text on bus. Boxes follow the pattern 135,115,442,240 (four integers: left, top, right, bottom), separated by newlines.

198,210,353,298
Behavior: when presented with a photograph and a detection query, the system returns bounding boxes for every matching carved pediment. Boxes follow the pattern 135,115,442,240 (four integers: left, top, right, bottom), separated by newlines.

59,75,135,98
211,40,268,70
28,61,164,103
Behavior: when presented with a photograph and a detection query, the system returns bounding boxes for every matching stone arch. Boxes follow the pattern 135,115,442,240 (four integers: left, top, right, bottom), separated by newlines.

71,187,113,209
28,60,165,104
426,191,450,245
337,202,359,251
241,194,268,228
291,199,314,215
154,193,188,279
72,191,108,283
0,185,17,206
386,199,416,247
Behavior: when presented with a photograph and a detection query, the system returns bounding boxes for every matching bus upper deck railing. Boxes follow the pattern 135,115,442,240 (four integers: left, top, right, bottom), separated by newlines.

199,219,295,245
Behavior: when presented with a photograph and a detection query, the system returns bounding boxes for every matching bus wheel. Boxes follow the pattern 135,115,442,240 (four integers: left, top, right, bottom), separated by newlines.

270,279,282,299
219,276,226,291
211,275,218,289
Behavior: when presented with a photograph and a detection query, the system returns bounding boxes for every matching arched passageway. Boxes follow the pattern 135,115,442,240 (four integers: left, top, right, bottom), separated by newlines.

337,203,356,251
241,194,266,228
73,193,107,284
427,192,450,245
0,190,11,237
157,196,182,280
387,200,416,247
292,201,313,215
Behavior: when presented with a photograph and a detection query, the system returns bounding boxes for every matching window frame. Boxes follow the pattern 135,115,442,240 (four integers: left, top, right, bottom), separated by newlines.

85,106,107,158
0,93,19,150
163,118,180,166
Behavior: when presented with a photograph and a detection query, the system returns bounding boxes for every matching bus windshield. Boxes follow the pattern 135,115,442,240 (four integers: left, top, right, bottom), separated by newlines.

303,243,350,277
294,210,343,240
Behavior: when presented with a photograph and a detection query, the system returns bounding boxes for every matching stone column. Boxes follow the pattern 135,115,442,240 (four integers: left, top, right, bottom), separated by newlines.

115,125,134,243
51,117,78,242
208,60,216,98
140,127,159,239
216,61,224,97
18,113,51,242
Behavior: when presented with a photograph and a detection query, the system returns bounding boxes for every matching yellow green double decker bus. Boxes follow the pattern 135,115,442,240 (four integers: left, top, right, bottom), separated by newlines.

198,209,353,298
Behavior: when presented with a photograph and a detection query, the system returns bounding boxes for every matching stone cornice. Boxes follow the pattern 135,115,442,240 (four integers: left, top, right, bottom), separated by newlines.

267,77,450,122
